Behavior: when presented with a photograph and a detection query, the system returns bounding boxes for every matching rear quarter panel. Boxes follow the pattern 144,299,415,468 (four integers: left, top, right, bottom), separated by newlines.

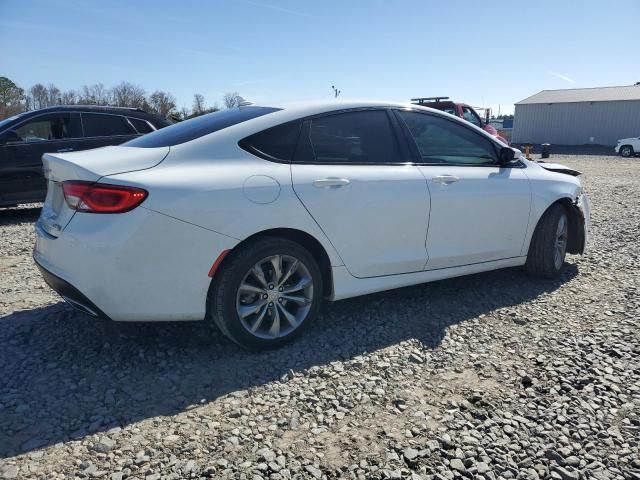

104,138,345,267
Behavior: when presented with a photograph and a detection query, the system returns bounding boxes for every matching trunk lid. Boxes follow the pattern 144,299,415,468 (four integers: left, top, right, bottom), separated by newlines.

38,146,169,237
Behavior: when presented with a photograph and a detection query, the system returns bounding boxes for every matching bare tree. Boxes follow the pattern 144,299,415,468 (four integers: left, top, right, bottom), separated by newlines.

180,105,191,121
148,90,176,118
79,83,109,105
47,83,61,106
111,82,147,108
223,91,243,109
60,90,78,105
78,83,111,105
192,93,206,116
29,83,48,110
0,76,24,119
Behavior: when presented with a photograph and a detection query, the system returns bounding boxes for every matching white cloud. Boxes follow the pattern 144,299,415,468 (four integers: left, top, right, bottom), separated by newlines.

243,0,316,18
547,71,575,83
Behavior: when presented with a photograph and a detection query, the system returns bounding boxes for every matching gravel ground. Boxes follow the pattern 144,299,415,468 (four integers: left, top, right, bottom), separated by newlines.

0,155,638,480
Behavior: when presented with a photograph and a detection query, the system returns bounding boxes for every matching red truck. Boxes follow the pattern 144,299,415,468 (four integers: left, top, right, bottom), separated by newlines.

411,96,509,144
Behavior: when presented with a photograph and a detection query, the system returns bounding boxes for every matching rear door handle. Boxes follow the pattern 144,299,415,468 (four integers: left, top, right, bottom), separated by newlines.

432,175,459,185
56,148,74,153
313,178,351,188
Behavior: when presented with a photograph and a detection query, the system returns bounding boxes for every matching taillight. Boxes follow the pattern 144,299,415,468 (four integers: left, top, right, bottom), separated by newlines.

62,181,148,213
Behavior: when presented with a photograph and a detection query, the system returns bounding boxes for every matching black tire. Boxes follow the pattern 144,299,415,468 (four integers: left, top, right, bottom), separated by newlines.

526,204,569,279
207,236,324,350
620,145,634,158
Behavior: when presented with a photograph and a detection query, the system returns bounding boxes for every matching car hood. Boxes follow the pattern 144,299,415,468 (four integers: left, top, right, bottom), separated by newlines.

536,161,581,177
617,137,637,143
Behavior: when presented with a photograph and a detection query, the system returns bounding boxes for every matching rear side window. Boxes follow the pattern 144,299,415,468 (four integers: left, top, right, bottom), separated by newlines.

239,121,301,162
301,110,399,164
128,117,154,134
82,113,134,137
125,107,281,148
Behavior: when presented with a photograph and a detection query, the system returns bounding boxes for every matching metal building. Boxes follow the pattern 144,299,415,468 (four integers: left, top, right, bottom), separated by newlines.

512,85,640,146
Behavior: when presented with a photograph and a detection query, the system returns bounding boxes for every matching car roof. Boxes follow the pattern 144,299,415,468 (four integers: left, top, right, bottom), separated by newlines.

16,105,166,121
230,100,446,128
0,105,170,129
35,105,145,113
169,99,502,154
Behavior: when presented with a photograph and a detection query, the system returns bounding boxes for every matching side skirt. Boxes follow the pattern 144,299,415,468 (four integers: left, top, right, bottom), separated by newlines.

330,257,527,301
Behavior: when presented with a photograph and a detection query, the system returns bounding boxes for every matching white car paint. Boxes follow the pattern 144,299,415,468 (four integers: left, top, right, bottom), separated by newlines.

615,136,640,155
34,100,589,323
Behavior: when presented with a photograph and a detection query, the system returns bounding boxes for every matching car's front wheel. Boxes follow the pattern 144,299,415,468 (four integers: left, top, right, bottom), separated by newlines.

207,237,323,349
526,204,569,278
620,145,634,158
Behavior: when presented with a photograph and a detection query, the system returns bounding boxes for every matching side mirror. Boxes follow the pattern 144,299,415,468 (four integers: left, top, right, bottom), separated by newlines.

499,146,516,164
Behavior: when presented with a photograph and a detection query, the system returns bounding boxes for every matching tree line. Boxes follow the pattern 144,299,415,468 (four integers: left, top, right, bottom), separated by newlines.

0,76,245,121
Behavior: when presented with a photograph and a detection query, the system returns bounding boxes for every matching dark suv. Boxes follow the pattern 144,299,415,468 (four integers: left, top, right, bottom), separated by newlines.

0,105,170,207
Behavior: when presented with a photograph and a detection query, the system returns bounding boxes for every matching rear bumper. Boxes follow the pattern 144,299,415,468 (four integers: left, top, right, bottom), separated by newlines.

34,257,110,319
33,206,238,321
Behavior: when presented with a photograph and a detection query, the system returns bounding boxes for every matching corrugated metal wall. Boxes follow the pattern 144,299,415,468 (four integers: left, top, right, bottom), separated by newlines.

512,100,640,146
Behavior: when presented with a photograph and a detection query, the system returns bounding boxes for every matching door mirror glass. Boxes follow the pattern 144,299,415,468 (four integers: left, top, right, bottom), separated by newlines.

499,146,516,164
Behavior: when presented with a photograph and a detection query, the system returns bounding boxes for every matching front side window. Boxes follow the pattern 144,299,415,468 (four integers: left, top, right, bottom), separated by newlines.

11,113,76,143
82,113,134,137
462,107,482,128
397,110,498,165
302,110,399,164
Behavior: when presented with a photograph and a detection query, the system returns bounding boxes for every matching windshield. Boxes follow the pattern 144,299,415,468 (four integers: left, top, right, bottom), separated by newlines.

0,112,27,131
124,107,281,148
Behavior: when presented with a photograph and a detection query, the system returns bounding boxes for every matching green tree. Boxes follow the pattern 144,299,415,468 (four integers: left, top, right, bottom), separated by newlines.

0,76,25,119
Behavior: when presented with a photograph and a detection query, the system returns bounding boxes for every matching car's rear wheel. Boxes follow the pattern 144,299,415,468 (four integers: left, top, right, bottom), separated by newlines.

207,237,323,349
620,145,634,158
526,204,569,278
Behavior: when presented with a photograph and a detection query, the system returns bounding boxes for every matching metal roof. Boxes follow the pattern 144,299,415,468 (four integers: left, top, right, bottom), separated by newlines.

516,85,640,105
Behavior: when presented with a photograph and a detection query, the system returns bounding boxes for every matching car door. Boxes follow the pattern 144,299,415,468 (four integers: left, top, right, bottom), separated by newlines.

0,112,82,204
395,109,531,270
76,112,138,151
291,109,430,278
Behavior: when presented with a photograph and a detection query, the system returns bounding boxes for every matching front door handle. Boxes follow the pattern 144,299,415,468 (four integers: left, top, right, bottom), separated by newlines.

57,148,74,153
313,178,351,188
432,175,459,185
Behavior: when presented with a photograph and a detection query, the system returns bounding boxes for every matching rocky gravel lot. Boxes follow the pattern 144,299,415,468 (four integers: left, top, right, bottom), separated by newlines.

0,155,638,480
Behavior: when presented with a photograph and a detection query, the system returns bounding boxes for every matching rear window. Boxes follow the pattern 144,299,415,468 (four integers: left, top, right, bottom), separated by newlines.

239,121,302,162
125,107,281,148
83,113,134,137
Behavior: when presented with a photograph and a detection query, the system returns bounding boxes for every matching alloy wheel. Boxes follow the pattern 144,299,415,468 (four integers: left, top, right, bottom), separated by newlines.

554,214,568,270
236,255,314,339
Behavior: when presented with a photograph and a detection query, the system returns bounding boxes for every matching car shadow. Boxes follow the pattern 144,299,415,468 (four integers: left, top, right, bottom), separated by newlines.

0,264,578,458
0,205,41,226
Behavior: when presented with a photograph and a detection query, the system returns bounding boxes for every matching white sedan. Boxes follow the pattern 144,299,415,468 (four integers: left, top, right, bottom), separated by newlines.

34,101,590,349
